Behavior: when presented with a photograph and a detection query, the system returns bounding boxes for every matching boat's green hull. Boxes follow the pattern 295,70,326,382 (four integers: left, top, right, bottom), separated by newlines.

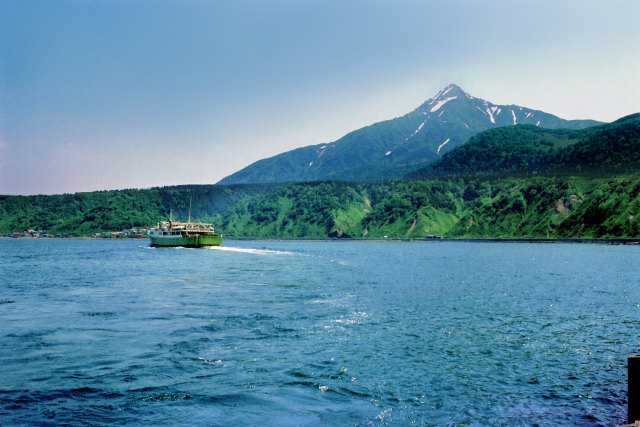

150,233,222,248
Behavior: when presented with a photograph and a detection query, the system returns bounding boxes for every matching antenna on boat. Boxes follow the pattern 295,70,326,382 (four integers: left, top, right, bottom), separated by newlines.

188,196,192,224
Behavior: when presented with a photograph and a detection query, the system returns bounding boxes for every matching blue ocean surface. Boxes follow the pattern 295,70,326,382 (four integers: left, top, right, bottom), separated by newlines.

1,238,639,426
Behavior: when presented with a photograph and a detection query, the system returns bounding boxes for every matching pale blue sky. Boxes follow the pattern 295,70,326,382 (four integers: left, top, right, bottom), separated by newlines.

1,0,639,195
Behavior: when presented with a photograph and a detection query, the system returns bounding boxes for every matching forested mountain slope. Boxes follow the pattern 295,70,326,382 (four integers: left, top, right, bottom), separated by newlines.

219,84,599,184
409,113,640,178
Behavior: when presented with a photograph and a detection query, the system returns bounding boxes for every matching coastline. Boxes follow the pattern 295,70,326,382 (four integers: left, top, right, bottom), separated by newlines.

226,237,640,244
3,236,640,245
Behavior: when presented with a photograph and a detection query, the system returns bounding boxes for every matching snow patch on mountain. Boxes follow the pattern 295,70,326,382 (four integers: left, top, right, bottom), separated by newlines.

441,85,455,97
404,120,426,143
512,110,517,125
430,96,457,112
486,108,496,124
437,138,450,154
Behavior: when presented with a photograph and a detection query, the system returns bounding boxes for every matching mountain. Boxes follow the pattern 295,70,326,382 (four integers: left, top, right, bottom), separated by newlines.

408,113,640,178
218,84,601,184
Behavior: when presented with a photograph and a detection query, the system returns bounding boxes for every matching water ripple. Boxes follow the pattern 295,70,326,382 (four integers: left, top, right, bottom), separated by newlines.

1,239,638,425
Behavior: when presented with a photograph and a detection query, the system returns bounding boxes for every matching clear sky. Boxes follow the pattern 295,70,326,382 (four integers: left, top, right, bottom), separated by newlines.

1,0,639,195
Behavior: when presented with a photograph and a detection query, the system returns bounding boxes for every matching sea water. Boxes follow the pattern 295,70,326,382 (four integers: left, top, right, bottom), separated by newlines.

1,239,638,425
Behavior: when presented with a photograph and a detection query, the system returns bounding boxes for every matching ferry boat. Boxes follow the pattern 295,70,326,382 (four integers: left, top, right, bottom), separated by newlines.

149,219,222,247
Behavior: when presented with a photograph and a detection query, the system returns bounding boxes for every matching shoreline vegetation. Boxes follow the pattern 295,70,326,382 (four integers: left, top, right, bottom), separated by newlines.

2,175,640,241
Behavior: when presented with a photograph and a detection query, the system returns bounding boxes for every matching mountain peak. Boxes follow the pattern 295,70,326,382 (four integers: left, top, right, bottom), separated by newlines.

416,84,473,114
435,83,467,99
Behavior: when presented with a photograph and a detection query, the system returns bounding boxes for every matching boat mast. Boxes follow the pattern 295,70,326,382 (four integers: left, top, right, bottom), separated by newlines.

188,197,192,225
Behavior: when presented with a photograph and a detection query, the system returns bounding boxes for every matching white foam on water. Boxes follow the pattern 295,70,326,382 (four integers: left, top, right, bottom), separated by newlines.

208,246,296,256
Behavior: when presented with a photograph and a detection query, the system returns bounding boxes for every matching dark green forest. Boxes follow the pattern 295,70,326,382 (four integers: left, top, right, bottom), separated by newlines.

2,175,640,239
0,184,270,235
409,114,640,179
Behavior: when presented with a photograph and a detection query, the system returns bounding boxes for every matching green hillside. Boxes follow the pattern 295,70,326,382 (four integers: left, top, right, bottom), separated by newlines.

217,180,471,239
410,113,640,178
217,176,640,239
0,184,270,235
5,176,639,240
444,176,640,238
545,113,640,174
